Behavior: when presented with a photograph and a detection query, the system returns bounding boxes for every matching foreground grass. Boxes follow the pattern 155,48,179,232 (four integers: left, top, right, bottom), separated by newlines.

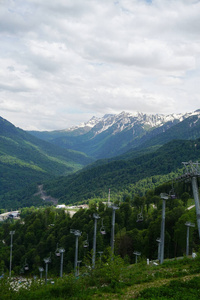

1,256,200,299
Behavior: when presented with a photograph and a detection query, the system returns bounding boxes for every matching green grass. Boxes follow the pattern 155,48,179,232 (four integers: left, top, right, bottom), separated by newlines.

1,256,200,299
187,198,195,208
137,276,200,299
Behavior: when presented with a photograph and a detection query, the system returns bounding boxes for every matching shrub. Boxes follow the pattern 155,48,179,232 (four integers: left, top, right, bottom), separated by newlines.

137,277,200,299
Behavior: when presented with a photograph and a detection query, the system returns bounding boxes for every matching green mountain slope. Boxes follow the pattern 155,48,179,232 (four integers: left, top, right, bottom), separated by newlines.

29,112,200,160
88,113,200,166
30,120,177,159
132,113,200,152
44,138,200,204
0,117,94,196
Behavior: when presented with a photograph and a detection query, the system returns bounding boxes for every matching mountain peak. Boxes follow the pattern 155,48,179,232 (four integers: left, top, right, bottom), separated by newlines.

28,109,200,159
65,110,200,136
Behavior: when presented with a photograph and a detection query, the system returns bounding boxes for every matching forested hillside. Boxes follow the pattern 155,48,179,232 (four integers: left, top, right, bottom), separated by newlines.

85,113,200,164
43,139,200,204
0,182,197,277
29,111,200,159
1,114,200,210
1,117,200,299
0,117,93,199
131,113,200,153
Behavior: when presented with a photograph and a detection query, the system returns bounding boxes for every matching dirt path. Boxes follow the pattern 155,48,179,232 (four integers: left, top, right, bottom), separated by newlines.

125,273,200,299
95,273,200,299
35,185,58,205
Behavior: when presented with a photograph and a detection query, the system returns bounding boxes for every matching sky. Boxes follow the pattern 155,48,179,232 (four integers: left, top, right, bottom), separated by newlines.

1,0,200,131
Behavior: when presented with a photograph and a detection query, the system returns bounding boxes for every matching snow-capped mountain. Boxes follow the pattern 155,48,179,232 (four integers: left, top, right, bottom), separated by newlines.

65,110,200,138
29,109,200,159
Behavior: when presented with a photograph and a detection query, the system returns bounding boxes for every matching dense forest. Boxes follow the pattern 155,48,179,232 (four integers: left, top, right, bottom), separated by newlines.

0,116,93,200
1,115,200,211
43,139,200,205
29,113,200,159
1,115,200,288
0,179,198,277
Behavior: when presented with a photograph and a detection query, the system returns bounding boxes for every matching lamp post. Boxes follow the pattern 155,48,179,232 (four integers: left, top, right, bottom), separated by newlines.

92,213,100,268
160,193,169,264
133,251,141,264
9,231,15,277
185,222,195,256
70,229,81,276
59,248,65,278
44,257,51,284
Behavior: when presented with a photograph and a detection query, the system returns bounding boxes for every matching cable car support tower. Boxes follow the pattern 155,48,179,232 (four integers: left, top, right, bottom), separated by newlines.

177,161,200,238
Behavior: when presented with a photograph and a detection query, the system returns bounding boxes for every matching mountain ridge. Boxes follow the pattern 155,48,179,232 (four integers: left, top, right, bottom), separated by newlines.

1,109,200,209
43,138,200,205
0,116,94,198
56,110,200,134
29,109,200,159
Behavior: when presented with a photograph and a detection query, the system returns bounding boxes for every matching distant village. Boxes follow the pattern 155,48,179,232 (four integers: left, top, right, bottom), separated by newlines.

0,204,89,221
0,211,20,222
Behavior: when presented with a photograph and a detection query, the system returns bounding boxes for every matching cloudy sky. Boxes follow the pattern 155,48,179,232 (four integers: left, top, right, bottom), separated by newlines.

1,0,200,131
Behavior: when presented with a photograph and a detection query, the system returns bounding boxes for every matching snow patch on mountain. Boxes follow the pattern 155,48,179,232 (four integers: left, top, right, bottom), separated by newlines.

65,110,200,137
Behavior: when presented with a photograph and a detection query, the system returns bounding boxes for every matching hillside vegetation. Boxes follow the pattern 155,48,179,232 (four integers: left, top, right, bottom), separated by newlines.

0,117,93,198
0,188,197,275
43,139,200,205
1,113,200,211
29,113,200,159
1,114,200,298
0,189,200,299
1,256,200,299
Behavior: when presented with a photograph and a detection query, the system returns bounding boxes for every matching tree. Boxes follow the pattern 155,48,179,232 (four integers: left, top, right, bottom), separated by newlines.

181,192,190,207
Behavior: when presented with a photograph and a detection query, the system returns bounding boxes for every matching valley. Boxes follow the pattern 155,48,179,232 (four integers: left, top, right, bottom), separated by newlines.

29,110,200,159
1,110,200,298
1,110,200,209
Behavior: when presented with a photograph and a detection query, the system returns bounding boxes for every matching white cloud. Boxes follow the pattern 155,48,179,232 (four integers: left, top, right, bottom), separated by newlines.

0,0,200,130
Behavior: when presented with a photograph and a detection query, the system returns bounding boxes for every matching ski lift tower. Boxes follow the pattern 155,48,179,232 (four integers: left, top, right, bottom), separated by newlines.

43,256,51,285
70,229,82,276
98,251,103,263
108,188,111,207
9,231,15,277
185,221,195,256
110,204,119,258
108,189,119,259
160,193,169,264
156,238,161,261
92,213,100,268
38,267,44,279
133,251,141,264
179,161,200,239
59,248,65,278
